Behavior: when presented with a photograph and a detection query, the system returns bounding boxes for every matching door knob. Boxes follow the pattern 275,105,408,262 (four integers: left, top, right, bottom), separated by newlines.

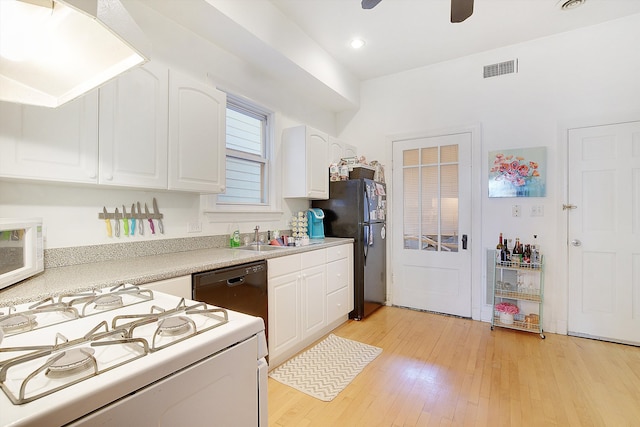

571,239,582,247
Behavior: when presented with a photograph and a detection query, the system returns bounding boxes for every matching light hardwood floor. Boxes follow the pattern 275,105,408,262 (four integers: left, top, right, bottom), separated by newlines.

267,306,640,426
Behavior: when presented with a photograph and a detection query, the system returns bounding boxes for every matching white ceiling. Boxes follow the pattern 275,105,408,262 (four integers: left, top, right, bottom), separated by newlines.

139,0,640,112
270,0,640,80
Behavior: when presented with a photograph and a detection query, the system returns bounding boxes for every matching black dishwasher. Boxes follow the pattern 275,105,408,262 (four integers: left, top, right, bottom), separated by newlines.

193,260,268,339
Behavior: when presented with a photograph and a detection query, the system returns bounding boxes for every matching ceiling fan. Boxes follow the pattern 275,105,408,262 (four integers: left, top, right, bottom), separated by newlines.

361,0,474,23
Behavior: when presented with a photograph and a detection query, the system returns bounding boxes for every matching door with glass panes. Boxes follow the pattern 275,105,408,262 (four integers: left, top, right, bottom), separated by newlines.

392,132,472,317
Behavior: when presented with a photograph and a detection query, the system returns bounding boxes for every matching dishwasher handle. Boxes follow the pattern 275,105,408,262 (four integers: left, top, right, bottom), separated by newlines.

227,276,245,287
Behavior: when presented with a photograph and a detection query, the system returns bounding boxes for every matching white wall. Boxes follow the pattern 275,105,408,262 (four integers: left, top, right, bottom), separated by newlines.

336,14,640,333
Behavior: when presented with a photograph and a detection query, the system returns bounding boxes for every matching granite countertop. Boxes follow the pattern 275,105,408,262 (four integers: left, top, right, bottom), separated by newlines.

0,238,353,307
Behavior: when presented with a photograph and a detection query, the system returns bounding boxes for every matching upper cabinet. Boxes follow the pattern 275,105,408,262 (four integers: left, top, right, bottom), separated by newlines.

0,93,99,184
282,125,329,199
329,136,358,165
0,64,227,194
168,70,227,193
99,62,168,189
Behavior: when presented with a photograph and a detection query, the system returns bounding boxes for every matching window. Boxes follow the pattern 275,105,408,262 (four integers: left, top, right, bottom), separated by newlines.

217,96,270,205
402,144,459,252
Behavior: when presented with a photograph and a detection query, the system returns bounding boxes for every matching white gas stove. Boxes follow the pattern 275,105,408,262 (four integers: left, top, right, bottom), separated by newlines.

0,284,268,427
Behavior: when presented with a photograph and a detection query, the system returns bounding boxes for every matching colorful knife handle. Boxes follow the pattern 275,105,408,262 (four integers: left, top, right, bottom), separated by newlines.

104,219,112,237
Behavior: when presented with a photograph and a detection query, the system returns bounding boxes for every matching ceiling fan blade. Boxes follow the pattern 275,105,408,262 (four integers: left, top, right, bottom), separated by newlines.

451,0,474,23
361,0,382,10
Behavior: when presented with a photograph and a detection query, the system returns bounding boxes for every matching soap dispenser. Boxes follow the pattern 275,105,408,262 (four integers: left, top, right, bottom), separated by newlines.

229,223,240,247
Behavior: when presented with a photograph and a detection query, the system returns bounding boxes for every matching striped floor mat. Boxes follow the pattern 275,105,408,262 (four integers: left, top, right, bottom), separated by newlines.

269,334,382,401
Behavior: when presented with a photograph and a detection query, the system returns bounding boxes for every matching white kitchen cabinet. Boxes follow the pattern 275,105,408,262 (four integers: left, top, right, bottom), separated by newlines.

329,136,358,164
282,125,329,199
268,266,301,358
300,252,327,339
268,255,303,360
98,62,168,189
268,251,326,361
326,243,354,320
267,244,353,368
168,70,226,193
0,92,99,183
143,275,192,300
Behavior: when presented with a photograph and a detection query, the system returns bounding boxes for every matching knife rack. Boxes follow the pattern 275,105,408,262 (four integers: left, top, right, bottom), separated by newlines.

97,212,164,220
97,201,163,220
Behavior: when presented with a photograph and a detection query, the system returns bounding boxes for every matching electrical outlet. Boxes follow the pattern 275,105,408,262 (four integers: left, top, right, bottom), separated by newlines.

187,221,202,233
512,205,521,217
531,205,544,217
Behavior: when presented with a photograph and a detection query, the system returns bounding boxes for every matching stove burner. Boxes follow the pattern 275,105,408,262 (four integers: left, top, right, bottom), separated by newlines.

158,316,192,336
46,348,96,378
93,294,124,310
0,314,37,333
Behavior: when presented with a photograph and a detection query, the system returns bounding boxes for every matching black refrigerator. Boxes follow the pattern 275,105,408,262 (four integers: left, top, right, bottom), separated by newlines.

312,178,386,320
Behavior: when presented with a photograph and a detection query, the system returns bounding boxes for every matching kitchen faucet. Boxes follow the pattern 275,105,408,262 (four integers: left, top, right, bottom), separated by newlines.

253,225,260,244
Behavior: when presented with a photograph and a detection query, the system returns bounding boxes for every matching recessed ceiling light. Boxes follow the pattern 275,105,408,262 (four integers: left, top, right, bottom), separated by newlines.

350,38,366,49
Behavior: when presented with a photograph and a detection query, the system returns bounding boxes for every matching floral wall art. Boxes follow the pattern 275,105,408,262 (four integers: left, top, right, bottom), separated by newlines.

488,147,547,198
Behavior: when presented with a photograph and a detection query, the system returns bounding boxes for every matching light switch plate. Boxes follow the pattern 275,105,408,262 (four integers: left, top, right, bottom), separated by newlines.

530,205,544,217
187,221,202,233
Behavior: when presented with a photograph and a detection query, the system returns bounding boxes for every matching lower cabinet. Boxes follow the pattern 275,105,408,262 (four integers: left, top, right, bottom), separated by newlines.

143,275,192,300
267,243,353,368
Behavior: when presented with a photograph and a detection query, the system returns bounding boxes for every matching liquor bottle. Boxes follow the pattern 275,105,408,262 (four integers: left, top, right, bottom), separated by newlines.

531,234,540,264
503,238,511,261
496,233,503,250
523,244,531,263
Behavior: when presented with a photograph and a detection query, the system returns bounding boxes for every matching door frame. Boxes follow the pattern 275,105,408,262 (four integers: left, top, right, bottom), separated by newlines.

557,113,640,336
386,123,483,320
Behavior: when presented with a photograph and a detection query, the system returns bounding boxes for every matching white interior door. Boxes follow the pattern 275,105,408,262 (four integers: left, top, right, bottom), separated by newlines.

392,132,472,317
567,121,640,345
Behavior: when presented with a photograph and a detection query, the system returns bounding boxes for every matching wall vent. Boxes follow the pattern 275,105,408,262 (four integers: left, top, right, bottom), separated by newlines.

483,59,518,79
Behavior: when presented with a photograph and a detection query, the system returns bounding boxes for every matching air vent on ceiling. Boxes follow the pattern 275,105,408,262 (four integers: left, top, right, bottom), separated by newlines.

483,59,518,79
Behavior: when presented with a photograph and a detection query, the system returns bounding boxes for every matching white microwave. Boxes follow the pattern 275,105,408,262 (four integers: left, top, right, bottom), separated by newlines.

0,218,44,291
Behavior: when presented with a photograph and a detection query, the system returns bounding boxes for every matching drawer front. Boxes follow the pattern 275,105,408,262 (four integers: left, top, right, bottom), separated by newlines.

326,258,349,294
327,286,351,321
268,254,301,278
327,244,350,263
301,248,326,270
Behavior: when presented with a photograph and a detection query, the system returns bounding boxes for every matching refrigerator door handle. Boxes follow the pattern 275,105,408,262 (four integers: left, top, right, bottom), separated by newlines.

363,225,369,265
364,182,370,223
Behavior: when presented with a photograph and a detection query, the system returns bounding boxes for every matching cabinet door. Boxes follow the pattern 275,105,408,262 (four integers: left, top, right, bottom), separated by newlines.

306,127,329,199
0,93,98,183
343,143,357,159
268,271,301,358
99,62,168,189
301,264,327,338
328,136,358,164
168,70,226,193
329,136,344,164
327,286,351,321
283,125,328,199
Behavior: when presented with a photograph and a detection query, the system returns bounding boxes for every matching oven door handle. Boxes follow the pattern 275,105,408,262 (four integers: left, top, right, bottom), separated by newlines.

227,276,245,287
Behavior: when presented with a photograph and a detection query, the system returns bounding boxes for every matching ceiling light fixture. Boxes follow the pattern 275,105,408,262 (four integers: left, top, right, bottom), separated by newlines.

0,0,149,108
350,38,366,49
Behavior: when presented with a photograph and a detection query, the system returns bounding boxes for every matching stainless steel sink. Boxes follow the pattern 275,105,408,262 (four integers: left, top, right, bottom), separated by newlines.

236,244,289,252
